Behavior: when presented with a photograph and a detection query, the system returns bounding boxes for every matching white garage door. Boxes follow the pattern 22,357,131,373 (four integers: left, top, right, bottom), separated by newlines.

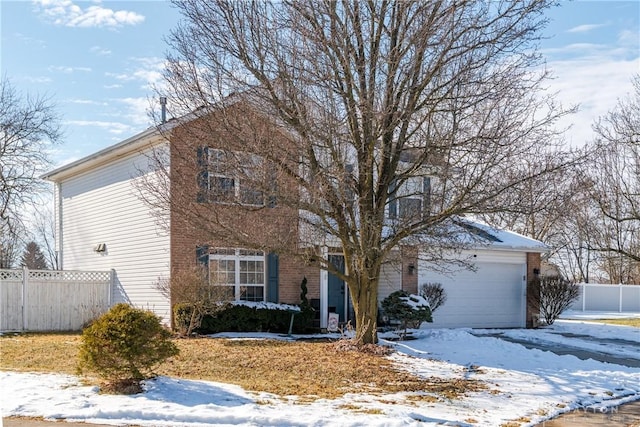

419,253,526,329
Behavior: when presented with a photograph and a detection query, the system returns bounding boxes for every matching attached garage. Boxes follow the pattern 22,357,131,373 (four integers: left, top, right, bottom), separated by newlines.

419,250,528,328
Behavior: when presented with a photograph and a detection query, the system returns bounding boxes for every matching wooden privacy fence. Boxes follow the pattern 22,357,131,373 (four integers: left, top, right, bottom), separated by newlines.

569,283,640,313
0,268,113,332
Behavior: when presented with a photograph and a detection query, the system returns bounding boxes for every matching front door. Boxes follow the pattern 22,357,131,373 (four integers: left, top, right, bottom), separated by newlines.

327,254,347,324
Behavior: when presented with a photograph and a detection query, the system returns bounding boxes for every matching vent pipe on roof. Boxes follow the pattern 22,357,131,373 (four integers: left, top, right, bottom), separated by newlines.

160,96,167,124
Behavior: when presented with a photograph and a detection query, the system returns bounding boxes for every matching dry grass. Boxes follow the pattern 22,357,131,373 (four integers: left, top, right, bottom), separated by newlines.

591,318,640,327
0,333,484,400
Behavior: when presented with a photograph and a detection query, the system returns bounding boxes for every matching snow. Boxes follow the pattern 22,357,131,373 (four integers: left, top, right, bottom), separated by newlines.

2,312,639,426
400,293,431,310
229,300,301,312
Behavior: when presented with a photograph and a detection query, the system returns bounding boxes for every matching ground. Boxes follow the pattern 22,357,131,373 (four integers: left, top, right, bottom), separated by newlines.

1,311,639,426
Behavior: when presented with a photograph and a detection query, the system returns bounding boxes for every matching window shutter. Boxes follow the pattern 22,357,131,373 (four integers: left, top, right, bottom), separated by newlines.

423,177,431,216
388,178,397,219
196,146,209,203
266,252,279,303
267,175,277,208
196,245,209,267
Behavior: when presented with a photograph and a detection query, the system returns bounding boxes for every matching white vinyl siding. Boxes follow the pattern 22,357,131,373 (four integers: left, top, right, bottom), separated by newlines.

378,259,403,303
419,250,527,329
58,146,171,322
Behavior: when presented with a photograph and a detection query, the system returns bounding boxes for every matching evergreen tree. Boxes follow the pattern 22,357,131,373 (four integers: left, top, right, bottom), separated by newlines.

20,241,49,270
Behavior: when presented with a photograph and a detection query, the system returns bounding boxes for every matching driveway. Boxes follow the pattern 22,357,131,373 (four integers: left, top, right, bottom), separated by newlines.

472,331,640,368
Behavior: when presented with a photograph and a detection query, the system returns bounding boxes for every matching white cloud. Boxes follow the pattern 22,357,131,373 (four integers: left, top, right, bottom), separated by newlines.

105,57,165,89
14,32,47,48
48,65,92,73
566,23,607,33
89,45,111,56
545,56,639,146
64,120,133,135
22,76,53,84
618,28,640,51
66,99,107,106
33,0,144,28
113,97,155,127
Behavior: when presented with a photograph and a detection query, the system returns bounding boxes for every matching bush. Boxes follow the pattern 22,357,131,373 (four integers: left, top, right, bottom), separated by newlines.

78,303,179,394
528,276,580,325
174,277,315,335
159,266,232,337
175,302,312,334
381,290,432,339
419,282,447,312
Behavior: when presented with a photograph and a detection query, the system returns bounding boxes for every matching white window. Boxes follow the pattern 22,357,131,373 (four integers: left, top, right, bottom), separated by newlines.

207,149,264,206
389,176,431,221
209,248,265,302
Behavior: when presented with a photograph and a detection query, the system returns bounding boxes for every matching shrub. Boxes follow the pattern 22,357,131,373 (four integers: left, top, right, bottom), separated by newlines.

78,303,179,394
158,266,232,337
381,290,432,339
175,302,312,334
296,276,316,332
419,282,447,312
174,277,316,335
528,276,580,325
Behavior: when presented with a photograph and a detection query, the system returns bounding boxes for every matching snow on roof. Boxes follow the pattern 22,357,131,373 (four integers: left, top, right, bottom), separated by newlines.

462,218,548,252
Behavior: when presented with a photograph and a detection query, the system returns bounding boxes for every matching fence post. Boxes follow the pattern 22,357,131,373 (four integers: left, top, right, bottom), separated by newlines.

619,284,623,313
21,267,28,331
109,269,115,308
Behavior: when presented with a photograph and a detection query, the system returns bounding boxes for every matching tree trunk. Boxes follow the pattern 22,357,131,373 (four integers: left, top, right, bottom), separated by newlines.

349,269,381,344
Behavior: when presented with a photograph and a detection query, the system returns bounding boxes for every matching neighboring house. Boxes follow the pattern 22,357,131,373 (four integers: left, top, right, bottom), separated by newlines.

42,105,546,330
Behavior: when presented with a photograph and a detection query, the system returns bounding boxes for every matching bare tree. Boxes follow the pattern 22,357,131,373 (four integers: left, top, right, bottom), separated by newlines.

152,0,574,344
0,76,62,246
583,74,640,282
0,218,23,269
31,201,60,270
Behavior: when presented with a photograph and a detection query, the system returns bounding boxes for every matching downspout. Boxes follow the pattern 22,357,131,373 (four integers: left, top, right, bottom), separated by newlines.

56,182,63,269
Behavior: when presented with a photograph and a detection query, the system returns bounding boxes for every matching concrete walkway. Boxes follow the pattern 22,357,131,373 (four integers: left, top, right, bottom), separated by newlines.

535,399,640,426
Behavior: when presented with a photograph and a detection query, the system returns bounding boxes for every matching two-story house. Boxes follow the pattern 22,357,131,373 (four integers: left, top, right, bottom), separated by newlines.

42,101,546,330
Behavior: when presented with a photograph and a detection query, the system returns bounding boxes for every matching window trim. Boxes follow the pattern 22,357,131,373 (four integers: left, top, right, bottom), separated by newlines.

206,148,265,206
209,248,266,302
389,176,432,220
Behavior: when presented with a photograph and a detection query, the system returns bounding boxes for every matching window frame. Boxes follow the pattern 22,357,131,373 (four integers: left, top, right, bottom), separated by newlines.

389,176,432,221
209,248,266,302
206,148,265,206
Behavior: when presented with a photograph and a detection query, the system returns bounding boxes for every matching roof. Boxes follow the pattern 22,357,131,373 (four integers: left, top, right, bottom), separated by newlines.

300,212,548,253
462,219,548,253
41,126,164,182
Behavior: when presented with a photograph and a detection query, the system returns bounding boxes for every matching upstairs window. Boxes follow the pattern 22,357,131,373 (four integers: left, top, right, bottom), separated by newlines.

389,176,431,221
198,147,265,206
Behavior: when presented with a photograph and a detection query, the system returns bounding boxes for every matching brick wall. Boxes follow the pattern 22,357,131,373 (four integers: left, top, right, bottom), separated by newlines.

526,252,541,328
401,246,418,294
168,103,314,311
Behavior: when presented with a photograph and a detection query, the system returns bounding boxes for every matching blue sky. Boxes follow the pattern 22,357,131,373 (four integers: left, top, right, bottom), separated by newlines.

1,0,639,167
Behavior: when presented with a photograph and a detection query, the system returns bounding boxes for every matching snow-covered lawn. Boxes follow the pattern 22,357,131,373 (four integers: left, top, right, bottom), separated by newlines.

2,312,639,427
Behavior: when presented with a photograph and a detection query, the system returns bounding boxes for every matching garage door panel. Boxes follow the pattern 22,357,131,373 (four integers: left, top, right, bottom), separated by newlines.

419,260,526,328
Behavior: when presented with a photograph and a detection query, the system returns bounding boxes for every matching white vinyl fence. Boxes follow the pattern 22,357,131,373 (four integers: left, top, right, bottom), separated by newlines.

0,268,113,332
569,283,640,313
